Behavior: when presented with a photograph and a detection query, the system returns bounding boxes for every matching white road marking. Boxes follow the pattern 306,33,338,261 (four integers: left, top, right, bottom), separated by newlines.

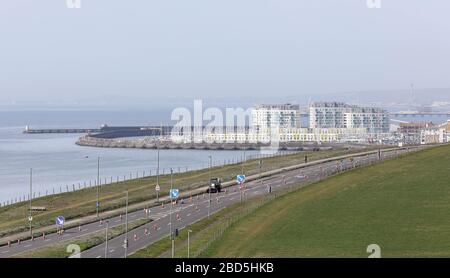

24,244,32,248
187,213,191,217
96,255,102,258
1,250,10,254
45,239,51,242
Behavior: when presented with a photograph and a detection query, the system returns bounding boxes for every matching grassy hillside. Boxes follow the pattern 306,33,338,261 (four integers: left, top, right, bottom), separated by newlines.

198,144,450,258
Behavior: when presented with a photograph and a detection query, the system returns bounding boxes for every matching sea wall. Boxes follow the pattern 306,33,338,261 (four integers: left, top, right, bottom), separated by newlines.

76,135,334,151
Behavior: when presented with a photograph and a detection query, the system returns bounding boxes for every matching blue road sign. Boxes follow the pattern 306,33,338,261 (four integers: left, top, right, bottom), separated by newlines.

96,202,100,208
237,175,246,185
56,215,65,226
170,189,179,199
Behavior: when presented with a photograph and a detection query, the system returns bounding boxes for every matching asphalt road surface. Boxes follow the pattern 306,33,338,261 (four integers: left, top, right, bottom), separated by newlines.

0,147,420,258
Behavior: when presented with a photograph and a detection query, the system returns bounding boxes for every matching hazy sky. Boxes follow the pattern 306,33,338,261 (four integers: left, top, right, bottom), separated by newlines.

0,0,449,108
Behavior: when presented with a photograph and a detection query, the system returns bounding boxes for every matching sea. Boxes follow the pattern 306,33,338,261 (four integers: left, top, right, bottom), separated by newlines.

0,110,259,204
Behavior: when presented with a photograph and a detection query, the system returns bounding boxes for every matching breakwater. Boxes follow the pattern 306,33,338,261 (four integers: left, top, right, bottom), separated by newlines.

76,135,333,151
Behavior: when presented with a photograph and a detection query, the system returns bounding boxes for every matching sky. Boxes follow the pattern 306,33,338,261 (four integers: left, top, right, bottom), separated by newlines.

0,0,449,109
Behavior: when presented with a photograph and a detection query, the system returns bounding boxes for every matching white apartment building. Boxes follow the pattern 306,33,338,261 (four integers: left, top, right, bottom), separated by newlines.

251,104,300,130
310,102,390,133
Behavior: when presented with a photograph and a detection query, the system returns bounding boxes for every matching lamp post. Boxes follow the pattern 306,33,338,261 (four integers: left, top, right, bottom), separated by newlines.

124,190,129,258
29,168,33,239
188,229,193,258
104,220,109,258
169,168,173,238
96,156,100,217
259,159,263,184
156,146,160,203
208,155,212,218
169,168,175,259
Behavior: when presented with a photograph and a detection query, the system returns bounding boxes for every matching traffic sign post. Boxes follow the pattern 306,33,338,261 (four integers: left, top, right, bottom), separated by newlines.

237,175,246,185
170,189,179,199
56,215,65,234
237,175,246,203
55,215,65,226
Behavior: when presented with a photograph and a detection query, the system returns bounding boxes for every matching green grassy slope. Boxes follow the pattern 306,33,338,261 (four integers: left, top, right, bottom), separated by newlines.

201,145,450,258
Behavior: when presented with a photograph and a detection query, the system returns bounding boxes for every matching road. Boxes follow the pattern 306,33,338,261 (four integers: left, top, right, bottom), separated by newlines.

0,147,422,258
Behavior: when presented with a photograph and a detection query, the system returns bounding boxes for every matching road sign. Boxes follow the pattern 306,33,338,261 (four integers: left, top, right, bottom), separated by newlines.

28,216,33,222
96,202,100,208
237,175,246,185
56,215,65,226
155,184,160,191
170,189,179,199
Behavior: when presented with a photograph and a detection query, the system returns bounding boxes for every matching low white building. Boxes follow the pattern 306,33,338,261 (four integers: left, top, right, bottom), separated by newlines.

204,127,371,143
420,128,447,145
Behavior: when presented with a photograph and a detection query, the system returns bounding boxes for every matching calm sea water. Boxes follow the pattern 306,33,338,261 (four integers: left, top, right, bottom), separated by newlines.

0,110,257,204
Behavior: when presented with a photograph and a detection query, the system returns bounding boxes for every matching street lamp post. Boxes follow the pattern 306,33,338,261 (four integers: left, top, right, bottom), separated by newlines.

124,190,129,258
104,220,109,258
259,159,263,184
96,156,100,217
208,155,212,218
29,168,33,239
156,146,160,203
169,168,173,238
170,168,175,259
188,229,192,258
